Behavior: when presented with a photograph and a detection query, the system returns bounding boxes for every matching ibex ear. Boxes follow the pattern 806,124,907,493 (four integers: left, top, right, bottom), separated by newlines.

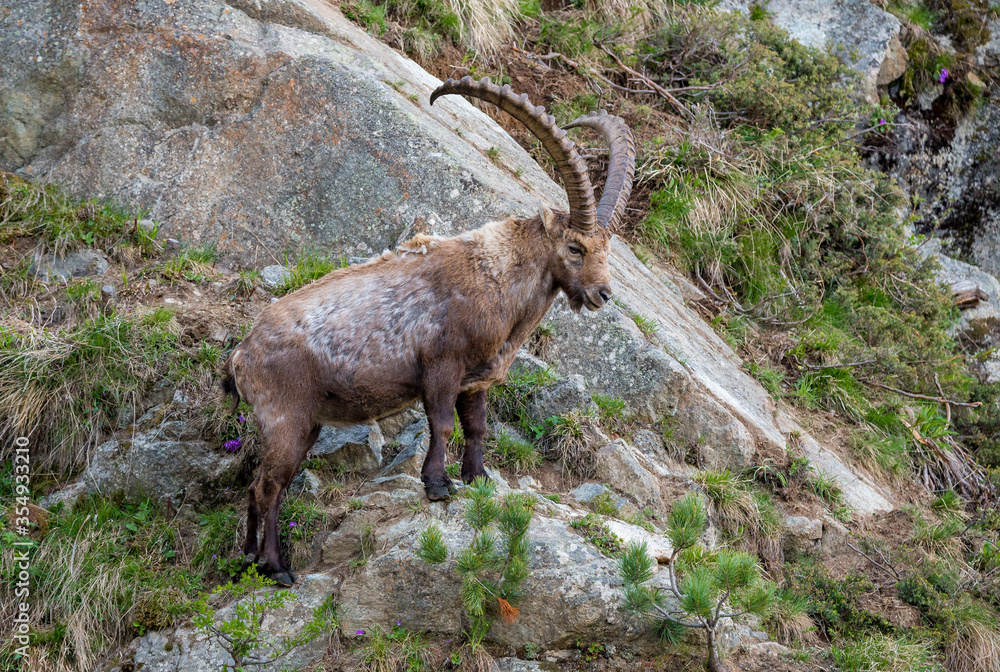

538,202,558,235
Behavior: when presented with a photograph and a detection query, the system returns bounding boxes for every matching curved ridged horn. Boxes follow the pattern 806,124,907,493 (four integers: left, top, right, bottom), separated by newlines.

430,76,597,233
564,110,636,231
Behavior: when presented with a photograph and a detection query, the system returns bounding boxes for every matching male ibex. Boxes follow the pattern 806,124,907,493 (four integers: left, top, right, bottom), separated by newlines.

222,77,635,585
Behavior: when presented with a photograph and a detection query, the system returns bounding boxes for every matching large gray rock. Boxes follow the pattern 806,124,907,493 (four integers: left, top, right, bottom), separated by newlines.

783,515,824,555
594,440,662,510
30,249,109,283
719,0,905,102
335,497,669,649
108,572,336,672
0,0,567,258
260,264,291,289
889,19,1000,276
525,373,595,425
308,421,384,473
42,421,239,507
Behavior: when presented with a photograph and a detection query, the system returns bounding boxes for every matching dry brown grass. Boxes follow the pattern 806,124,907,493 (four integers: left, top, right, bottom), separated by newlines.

945,615,1000,672
443,0,523,59
543,410,605,477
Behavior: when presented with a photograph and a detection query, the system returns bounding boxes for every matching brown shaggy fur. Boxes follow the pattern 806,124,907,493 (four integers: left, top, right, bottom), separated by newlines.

223,206,613,584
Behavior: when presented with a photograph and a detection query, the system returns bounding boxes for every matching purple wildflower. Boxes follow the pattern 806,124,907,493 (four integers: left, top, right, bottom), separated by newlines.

212,554,217,559
238,413,246,423
939,68,949,83
395,621,402,626
356,630,366,636
879,119,886,125
224,438,242,452
289,521,297,527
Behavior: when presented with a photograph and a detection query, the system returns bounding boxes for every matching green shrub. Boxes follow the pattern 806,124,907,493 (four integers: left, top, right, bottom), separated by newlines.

192,565,339,669
418,479,533,650
620,493,775,672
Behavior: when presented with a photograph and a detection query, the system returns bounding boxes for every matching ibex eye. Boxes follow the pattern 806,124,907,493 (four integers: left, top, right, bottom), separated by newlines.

568,245,584,256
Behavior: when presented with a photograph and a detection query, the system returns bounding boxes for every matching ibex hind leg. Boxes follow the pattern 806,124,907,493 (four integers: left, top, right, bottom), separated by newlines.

421,363,463,501
255,419,321,586
242,471,262,564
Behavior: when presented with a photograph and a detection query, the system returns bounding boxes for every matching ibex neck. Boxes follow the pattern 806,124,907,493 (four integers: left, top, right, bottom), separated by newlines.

471,217,557,329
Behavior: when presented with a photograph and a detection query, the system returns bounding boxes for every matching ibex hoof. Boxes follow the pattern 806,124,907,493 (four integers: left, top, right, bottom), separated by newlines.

271,570,296,587
462,469,489,485
425,480,457,501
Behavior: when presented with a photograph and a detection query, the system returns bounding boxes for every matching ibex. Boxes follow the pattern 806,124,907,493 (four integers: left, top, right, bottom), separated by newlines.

221,77,635,585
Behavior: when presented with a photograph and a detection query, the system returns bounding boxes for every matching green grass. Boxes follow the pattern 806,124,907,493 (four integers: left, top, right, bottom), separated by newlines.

0,172,158,258
486,425,541,473
343,1,388,35
358,623,432,671
65,278,101,306
280,495,326,567
273,252,347,295
588,491,620,517
592,393,627,427
693,470,782,561
487,365,556,435
570,513,625,556
888,0,938,30
829,633,943,672
0,309,180,471
543,410,603,477
746,361,785,399
192,506,242,572
807,470,845,507
162,244,219,283
552,92,600,126
0,493,202,671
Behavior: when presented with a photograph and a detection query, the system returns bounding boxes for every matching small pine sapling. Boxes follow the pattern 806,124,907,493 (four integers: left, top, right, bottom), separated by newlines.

191,565,339,670
418,478,534,651
619,493,775,672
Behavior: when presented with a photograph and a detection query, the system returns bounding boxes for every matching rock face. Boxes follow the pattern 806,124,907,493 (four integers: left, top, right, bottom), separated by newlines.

30,249,109,283
886,17,1000,277
308,421,385,473
0,0,567,258
42,418,239,508
895,97,1000,276
719,0,904,102
327,474,692,653
120,572,336,672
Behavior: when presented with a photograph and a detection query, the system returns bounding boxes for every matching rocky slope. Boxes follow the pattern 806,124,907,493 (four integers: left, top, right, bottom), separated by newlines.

6,1,1000,671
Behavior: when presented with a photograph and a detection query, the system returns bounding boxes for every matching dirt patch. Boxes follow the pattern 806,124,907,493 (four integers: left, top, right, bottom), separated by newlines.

857,589,923,629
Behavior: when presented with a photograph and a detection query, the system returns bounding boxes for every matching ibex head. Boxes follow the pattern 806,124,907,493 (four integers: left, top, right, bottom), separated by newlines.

431,78,635,312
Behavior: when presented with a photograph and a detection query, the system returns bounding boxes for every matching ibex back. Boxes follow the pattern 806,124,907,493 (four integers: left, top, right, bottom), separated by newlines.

222,77,635,585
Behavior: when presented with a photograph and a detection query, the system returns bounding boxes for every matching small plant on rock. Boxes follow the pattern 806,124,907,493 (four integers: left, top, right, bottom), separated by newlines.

619,493,775,672
191,565,339,671
417,478,533,656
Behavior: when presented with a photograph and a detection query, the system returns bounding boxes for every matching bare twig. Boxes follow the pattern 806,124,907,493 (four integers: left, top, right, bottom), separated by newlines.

935,373,951,424
860,379,981,408
596,43,690,117
511,45,578,70
805,359,875,371
847,540,902,580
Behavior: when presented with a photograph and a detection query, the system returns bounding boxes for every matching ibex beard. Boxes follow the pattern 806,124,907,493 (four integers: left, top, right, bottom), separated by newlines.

221,77,635,585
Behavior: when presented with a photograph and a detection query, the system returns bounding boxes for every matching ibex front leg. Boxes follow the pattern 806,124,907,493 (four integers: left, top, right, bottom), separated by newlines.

458,389,488,484
420,362,462,501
